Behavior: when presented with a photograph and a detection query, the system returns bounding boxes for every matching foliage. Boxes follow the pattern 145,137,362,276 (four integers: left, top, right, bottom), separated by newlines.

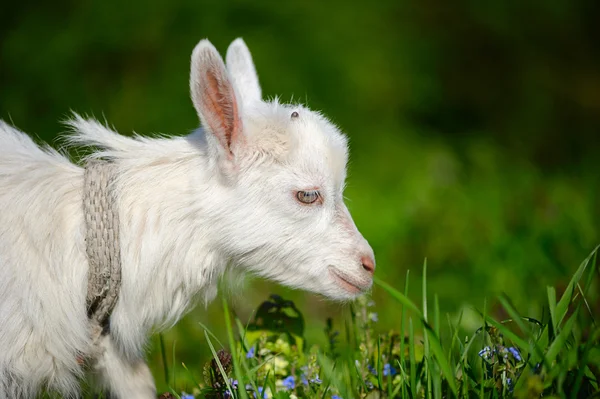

157,247,599,398
3,0,599,387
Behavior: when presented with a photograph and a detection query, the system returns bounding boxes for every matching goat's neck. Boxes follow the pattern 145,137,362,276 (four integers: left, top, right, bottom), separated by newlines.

108,143,228,355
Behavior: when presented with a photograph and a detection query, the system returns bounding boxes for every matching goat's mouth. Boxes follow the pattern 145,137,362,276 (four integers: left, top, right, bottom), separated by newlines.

328,267,370,294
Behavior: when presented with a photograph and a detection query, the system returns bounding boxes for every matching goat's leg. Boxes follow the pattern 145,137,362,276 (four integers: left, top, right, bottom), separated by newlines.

91,334,156,399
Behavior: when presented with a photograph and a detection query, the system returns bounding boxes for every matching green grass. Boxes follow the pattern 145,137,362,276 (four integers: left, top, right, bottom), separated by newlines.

158,246,599,399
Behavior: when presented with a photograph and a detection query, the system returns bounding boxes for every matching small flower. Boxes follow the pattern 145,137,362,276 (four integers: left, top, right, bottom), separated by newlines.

332,395,343,399
383,363,397,376
506,377,514,393
310,375,322,384
369,313,378,322
254,386,265,399
246,346,255,359
366,381,374,389
282,375,295,390
301,374,309,386
508,347,522,362
478,346,492,360
367,365,377,375
181,394,194,399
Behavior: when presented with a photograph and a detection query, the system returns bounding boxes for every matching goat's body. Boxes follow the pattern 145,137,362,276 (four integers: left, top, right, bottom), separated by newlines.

0,119,227,397
0,38,375,398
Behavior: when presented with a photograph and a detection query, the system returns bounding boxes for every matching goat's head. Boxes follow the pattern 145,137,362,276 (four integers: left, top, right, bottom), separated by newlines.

190,39,375,300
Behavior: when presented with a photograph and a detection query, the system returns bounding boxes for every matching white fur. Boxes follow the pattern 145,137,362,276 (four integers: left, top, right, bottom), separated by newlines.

0,38,374,398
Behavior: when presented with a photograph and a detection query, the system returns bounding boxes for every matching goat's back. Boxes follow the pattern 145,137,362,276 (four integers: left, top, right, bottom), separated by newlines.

0,121,91,397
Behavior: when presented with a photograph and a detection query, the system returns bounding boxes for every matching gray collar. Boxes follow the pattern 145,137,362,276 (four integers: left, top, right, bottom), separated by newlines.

83,159,122,334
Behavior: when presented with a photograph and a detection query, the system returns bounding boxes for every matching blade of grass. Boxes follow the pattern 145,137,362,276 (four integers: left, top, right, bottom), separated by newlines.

171,339,177,388
181,362,201,389
545,309,579,366
424,323,458,396
448,310,464,362
409,317,417,399
198,320,225,348
434,294,441,399
422,259,432,399
233,318,260,396
222,297,249,399
434,294,440,341
204,330,235,398
480,299,486,399
497,295,531,336
373,275,423,318
259,370,270,399
159,333,169,387
497,295,548,367
547,286,557,338
317,356,337,399
571,320,600,397
399,269,409,393
555,246,598,327
576,282,596,324
353,359,369,393
376,336,383,391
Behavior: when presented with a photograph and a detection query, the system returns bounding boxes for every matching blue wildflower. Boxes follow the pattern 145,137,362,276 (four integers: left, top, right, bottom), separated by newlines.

254,386,266,399
181,394,194,399
332,395,343,399
506,377,514,393
225,378,237,397
383,363,397,376
246,346,255,359
301,374,309,386
282,375,295,390
310,375,322,384
508,347,522,362
367,364,377,375
369,313,378,322
478,346,492,360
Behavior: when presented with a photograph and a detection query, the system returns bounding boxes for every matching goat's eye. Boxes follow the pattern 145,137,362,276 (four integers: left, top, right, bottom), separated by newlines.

296,190,321,204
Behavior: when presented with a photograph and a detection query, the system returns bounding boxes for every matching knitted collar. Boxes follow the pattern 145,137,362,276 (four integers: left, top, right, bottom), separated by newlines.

83,159,122,336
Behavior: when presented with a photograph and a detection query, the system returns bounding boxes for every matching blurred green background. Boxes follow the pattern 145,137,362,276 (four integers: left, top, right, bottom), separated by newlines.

2,0,599,390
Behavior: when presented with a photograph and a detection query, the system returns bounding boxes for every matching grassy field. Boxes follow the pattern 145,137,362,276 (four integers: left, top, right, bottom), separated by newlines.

4,2,599,397
153,247,599,399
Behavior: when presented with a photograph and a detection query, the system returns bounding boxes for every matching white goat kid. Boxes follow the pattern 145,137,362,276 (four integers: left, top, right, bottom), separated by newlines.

0,38,375,398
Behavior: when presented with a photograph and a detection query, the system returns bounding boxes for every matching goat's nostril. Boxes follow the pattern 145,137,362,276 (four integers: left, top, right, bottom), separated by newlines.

361,256,375,275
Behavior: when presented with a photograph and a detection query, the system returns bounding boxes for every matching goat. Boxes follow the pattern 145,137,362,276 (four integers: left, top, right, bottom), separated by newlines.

0,38,375,398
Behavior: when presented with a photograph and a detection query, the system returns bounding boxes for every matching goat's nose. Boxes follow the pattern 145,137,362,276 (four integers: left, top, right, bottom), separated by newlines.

361,255,375,275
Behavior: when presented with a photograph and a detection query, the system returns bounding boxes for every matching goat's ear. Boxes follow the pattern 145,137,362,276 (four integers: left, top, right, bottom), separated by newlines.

226,38,262,105
190,39,242,157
